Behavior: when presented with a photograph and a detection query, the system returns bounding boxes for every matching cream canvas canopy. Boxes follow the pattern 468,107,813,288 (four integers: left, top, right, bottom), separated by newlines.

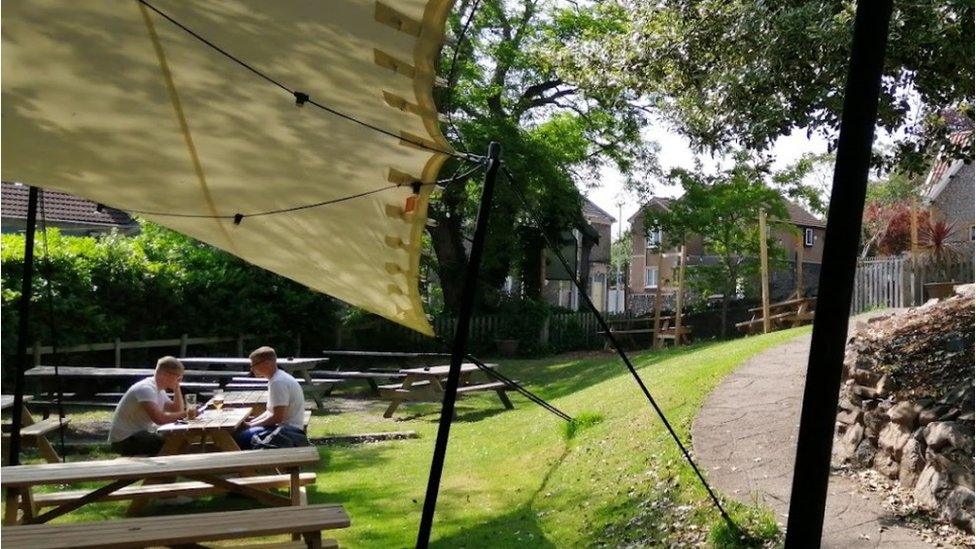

2,0,458,336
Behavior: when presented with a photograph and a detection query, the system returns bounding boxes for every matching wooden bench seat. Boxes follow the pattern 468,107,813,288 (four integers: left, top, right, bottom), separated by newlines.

17,417,70,437
2,503,350,548
735,311,794,329
31,472,316,508
456,381,510,394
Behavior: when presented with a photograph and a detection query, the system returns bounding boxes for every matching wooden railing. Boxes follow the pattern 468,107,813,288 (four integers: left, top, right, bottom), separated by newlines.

30,334,249,367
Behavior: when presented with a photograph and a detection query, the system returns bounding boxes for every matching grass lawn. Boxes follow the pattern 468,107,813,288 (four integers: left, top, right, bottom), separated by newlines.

11,327,807,547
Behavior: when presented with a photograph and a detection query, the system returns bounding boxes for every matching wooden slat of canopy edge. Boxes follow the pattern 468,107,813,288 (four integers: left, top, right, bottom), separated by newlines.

1,504,350,549
1,447,319,488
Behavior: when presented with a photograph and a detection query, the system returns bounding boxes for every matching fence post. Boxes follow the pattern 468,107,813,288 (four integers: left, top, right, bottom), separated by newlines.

114,337,122,367
295,333,302,356
32,340,41,366
237,334,245,357
179,333,188,358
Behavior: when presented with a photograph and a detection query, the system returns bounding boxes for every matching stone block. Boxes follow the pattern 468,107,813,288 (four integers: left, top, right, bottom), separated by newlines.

887,401,919,428
898,436,926,489
878,422,912,460
924,421,974,454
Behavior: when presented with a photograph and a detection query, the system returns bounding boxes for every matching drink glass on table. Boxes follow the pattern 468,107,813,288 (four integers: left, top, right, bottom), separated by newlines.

213,389,224,410
185,393,197,420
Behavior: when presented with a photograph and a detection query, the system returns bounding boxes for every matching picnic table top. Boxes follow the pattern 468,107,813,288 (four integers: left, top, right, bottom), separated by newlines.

1,394,33,410
0,446,319,488
321,350,451,358
156,408,249,434
606,316,674,324
180,357,329,372
748,296,817,313
211,390,267,406
25,366,242,379
399,363,495,376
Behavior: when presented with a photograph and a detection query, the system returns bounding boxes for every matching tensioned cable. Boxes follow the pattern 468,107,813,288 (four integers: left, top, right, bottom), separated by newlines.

441,0,483,153
37,192,68,462
435,335,572,422
124,184,404,220
120,162,484,221
500,163,736,528
136,0,480,163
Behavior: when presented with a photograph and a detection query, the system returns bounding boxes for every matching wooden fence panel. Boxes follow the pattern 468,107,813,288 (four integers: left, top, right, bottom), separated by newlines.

852,249,974,314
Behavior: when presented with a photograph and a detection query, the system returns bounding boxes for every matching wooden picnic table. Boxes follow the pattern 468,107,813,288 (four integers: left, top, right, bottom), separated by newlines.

379,363,514,418
181,357,332,409
598,316,682,348
156,407,249,455
1,394,67,464
737,296,817,334
26,366,242,388
2,446,320,526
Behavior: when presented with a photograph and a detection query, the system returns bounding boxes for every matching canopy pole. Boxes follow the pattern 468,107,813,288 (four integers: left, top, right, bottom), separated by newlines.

785,0,893,545
8,185,40,466
416,142,500,548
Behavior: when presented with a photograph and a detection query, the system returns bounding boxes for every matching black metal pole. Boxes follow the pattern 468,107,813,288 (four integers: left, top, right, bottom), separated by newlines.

416,142,500,548
8,186,40,466
785,1,893,546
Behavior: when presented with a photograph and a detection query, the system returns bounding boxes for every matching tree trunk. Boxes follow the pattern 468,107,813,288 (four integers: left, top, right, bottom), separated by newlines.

720,293,729,339
427,219,467,313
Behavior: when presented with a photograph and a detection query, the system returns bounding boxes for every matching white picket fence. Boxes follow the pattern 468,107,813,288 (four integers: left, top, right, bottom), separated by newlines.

851,249,975,314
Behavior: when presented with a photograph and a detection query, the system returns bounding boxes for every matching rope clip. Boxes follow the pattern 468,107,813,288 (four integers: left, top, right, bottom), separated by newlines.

294,91,310,107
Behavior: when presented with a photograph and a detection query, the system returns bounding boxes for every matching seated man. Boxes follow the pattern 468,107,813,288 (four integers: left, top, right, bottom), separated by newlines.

234,346,309,449
108,356,187,456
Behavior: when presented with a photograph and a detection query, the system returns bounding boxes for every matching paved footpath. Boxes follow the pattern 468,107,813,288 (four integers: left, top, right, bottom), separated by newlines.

692,332,929,548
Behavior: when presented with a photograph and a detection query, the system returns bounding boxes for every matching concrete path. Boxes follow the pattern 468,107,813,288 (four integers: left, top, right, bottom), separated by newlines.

692,333,929,548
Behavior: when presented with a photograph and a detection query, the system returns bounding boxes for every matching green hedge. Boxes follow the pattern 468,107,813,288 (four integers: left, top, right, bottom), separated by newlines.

1,223,339,378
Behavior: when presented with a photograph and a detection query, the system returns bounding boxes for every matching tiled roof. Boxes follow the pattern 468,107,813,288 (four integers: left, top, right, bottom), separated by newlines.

1,182,137,228
582,198,616,223
923,131,973,201
785,201,825,228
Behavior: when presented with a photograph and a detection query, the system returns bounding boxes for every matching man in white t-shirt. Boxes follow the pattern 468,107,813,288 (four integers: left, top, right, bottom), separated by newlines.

108,356,188,456
234,346,308,449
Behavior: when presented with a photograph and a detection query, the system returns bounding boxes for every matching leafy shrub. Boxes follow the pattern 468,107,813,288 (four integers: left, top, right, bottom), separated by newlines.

1,223,339,382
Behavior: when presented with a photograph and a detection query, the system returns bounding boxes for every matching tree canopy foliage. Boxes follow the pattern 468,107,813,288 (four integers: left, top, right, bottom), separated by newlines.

646,161,799,335
429,0,659,309
553,0,974,174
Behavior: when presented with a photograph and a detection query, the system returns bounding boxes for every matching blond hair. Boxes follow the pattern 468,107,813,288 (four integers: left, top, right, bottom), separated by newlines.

249,346,277,366
156,356,184,375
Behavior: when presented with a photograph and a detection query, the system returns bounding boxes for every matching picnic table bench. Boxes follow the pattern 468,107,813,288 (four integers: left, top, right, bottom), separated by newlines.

1,395,69,464
181,357,335,409
3,504,348,548
2,446,321,526
378,363,514,418
736,296,817,334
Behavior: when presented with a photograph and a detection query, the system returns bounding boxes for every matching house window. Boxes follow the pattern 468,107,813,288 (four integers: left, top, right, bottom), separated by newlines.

804,228,815,247
645,227,662,249
644,266,659,288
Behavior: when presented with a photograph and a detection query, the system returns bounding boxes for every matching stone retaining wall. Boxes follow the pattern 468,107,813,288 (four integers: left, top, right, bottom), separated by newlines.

835,289,975,533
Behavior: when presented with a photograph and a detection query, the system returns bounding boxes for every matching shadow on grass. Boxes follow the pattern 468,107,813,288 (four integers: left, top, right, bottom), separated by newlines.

503,342,716,402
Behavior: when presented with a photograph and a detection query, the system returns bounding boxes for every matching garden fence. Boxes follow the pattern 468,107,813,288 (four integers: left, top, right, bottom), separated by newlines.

851,248,974,314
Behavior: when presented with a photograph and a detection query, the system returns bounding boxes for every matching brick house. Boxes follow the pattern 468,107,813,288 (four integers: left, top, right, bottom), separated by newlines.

1,182,139,236
921,131,975,243
542,198,616,311
626,196,825,314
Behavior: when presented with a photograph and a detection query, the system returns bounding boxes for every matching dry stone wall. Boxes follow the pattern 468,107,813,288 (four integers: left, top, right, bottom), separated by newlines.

835,285,975,533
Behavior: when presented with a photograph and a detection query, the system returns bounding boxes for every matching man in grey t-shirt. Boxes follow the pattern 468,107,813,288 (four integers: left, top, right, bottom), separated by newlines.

109,356,188,456
234,346,307,449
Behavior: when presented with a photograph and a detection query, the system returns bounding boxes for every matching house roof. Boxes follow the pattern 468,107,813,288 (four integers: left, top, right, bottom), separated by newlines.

582,198,616,224
629,195,823,228
1,182,138,228
922,131,974,203
628,197,673,224
785,201,825,228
